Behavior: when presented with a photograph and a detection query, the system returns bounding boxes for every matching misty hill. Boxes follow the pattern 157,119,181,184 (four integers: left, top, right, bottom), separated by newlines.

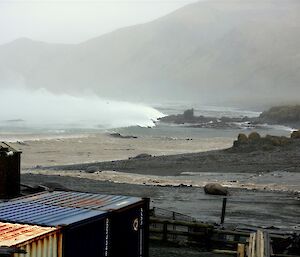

1,0,300,107
258,105,300,126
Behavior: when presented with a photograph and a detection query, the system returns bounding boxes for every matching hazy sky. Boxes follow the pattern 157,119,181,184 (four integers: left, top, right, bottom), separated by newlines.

0,0,197,45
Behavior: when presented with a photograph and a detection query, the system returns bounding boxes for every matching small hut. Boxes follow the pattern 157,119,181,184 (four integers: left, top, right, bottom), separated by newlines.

0,142,21,199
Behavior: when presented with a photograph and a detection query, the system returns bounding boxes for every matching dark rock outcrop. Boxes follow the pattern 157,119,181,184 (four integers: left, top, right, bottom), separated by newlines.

129,153,152,160
159,105,300,129
109,133,138,139
158,109,252,129
291,130,300,139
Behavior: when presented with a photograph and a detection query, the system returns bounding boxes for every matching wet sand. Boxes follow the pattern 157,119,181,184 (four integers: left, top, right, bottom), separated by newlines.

10,133,233,169
45,145,300,176
31,136,300,194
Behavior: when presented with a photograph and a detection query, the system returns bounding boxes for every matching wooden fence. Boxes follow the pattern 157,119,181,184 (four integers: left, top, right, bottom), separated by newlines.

149,216,299,257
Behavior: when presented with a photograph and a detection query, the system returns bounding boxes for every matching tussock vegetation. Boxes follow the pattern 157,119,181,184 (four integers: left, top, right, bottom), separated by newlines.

232,130,300,152
237,133,248,143
248,132,261,142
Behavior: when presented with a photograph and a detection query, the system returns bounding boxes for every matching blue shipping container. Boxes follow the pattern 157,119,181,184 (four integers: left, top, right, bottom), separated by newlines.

10,191,149,257
0,201,110,257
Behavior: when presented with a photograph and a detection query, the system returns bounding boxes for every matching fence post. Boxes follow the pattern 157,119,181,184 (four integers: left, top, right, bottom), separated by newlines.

162,221,168,242
248,232,256,257
221,198,227,225
237,243,245,257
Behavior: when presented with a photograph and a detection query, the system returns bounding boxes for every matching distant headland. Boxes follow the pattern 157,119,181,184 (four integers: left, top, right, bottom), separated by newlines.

158,105,300,129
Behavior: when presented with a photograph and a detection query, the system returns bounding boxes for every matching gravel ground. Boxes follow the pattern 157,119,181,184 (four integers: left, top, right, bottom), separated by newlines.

22,174,300,232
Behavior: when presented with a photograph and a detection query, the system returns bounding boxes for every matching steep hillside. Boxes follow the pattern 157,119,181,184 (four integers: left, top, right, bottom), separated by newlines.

1,0,300,106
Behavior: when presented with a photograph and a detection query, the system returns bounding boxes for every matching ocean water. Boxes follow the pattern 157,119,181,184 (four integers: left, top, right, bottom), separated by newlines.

113,104,292,140
0,102,293,142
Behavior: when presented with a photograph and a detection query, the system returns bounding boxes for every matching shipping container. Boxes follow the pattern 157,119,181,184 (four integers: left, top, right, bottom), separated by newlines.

12,191,150,257
109,200,149,257
0,201,110,257
0,222,62,257
0,142,21,199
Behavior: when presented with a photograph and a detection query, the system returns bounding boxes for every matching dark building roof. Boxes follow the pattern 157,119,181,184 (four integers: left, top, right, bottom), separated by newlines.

0,142,21,154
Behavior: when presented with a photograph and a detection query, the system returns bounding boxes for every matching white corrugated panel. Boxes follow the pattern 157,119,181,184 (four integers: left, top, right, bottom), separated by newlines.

0,222,62,257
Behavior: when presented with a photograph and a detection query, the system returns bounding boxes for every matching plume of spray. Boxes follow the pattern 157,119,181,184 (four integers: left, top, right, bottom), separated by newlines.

0,87,164,129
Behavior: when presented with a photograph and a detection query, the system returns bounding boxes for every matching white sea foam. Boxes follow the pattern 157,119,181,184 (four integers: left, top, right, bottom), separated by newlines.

259,123,294,132
0,133,90,143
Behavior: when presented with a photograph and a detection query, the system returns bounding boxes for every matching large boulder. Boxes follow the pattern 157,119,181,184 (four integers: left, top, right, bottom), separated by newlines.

204,183,228,196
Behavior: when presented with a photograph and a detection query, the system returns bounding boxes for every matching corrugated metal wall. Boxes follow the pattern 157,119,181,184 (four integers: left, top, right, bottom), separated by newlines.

0,222,62,257
13,231,63,257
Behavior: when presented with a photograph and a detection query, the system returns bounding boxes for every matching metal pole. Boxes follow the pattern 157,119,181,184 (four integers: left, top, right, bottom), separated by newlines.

221,198,227,225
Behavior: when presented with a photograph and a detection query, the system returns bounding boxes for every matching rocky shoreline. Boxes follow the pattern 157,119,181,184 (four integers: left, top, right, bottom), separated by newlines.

158,105,300,129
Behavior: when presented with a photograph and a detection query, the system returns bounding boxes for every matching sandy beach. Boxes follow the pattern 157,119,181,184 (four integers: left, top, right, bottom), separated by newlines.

10,132,233,169
20,131,300,193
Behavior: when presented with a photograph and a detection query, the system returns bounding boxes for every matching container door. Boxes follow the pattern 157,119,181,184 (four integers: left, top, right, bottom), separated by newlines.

64,218,107,257
110,204,148,257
